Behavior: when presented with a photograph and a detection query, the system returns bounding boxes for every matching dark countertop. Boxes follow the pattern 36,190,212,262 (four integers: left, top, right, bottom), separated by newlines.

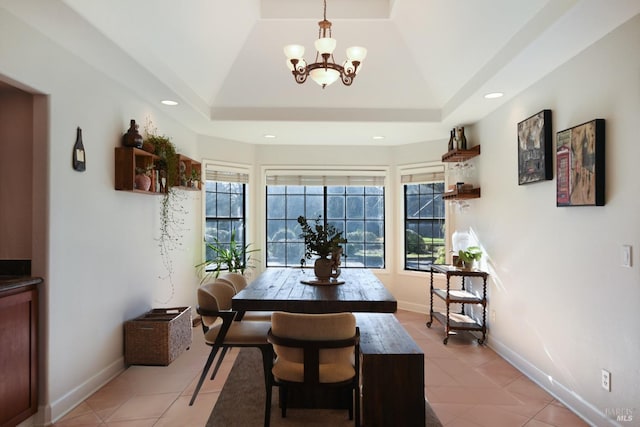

0,276,43,293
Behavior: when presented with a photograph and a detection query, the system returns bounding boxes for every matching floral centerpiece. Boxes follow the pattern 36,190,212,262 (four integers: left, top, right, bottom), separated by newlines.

297,216,347,280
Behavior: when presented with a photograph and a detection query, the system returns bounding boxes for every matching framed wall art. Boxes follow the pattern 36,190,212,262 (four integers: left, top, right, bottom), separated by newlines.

556,119,605,206
517,109,552,184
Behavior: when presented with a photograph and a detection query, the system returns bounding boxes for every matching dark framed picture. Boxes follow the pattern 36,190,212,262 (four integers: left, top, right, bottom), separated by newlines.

517,109,552,184
556,119,605,206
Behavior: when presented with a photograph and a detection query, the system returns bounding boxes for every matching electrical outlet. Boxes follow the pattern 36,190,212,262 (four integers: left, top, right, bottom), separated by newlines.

602,369,611,391
491,310,496,323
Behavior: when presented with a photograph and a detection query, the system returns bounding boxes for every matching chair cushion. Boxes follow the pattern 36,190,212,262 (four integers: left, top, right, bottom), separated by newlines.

204,320,271,345
273,359,355,383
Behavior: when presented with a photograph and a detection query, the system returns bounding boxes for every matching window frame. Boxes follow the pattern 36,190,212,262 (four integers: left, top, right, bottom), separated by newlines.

263,167,388,270
400,163,446,272
201,161,251,273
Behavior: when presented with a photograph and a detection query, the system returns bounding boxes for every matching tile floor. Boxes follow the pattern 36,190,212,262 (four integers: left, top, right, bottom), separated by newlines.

53,310,589,427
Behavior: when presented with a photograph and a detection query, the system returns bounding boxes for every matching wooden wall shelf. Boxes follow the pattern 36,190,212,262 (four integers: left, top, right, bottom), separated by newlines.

441,145,481,163
443,188,481,200
442,144,481,200
115,147,201,194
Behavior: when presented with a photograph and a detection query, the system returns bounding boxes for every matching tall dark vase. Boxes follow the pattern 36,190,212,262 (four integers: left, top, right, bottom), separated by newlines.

122,119,143,148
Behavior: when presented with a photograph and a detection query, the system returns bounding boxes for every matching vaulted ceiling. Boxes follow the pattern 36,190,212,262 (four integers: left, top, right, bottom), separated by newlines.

5,0,639,145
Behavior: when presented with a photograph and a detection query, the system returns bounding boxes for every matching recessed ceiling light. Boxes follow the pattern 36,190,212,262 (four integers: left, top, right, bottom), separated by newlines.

263,134,276,139
161,100,178,106
372,135,385,140
484,92,504,99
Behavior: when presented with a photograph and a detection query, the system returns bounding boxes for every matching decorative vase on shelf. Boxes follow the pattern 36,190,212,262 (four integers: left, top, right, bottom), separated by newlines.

122,119,143,148
134,174,151,191
313,256,332,281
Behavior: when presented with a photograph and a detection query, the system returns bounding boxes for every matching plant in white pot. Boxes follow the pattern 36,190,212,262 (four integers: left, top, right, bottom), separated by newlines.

457,246,482,270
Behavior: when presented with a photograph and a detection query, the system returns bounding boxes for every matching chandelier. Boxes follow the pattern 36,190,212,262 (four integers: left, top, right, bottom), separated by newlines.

283,0,367,89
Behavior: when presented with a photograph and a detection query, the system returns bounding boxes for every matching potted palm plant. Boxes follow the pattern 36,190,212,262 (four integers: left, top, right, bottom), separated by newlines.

297,216,347,280
196,228,259,283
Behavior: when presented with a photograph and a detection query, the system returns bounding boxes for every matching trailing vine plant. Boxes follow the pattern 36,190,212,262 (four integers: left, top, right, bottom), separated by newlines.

144,117,188,299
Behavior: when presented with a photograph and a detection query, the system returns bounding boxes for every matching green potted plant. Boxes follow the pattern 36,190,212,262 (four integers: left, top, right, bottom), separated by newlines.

196,228,259,283
190,168,200,188
457,246,482,270
297,215,347,280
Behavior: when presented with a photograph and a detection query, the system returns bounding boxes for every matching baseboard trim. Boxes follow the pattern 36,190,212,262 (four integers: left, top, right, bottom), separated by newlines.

489,336,617,427
44,356,125,425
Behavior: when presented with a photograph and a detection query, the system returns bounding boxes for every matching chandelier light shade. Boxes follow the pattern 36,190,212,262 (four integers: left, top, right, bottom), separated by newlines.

284,0,367,89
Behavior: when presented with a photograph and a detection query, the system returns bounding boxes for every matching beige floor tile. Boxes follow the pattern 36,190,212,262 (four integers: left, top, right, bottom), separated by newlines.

154,393,219,427
428,357,498,388
425,359,458,387
505,377,555,405
475,358,524,387
104,419,158,427
453,405,531,427
85,382,136,421
532,402,590,426
495,401,552,421
52,410,103,427
106,393,180,422
426,385,522,406
428,402,475,425
523,419,555,427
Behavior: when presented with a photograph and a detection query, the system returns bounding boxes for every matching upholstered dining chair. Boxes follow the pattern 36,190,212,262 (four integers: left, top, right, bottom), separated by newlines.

190,281,274,426
217,271,248,292
217,272,272,321
267,312,360,427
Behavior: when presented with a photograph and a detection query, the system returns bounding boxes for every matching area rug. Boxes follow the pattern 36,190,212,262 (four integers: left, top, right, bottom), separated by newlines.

207,347,443,426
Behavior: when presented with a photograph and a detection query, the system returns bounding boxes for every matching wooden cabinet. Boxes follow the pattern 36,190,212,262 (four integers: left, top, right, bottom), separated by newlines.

0,279,40,427
442,145,481,200
114,147,201,194
427,264,488,345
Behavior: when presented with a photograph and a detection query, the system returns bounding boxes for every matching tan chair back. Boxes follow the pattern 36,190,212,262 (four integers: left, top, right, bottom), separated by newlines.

218,272,248,292
197,280,236,328
270,312,356,365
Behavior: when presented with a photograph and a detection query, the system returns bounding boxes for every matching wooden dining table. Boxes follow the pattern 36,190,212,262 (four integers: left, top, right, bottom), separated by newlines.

232,268,425,425
231,267,397,315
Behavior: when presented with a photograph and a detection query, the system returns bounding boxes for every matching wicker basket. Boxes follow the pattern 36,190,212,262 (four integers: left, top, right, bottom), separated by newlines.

124,306,192,366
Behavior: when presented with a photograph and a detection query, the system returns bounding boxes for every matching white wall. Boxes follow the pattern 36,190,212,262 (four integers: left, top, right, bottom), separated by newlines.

1,8,201,425
456,14,640,426
3,2,638,425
